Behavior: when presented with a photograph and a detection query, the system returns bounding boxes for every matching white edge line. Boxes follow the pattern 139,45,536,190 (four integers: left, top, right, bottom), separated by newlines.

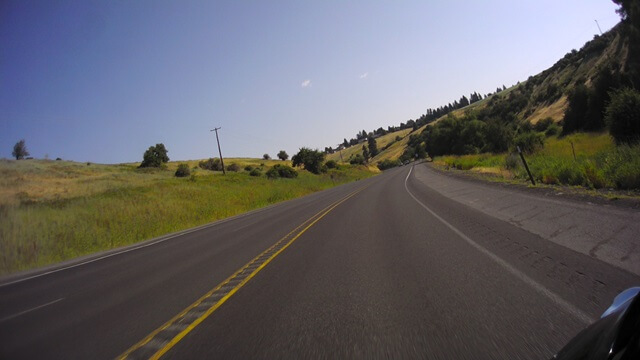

0,298,65,323
0,178,366,288
0,193,295,287
404,166,595,325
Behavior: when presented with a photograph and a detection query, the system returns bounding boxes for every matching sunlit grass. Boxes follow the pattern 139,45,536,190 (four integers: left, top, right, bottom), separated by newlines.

0,159,375,275
433,132,640,191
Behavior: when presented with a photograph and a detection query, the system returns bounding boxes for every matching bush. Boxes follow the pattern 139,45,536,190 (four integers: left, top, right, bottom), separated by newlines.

597,145,640,189
227,163,240,172
513,131,545,154
244,165,254,171
263,154,271,160
175,163,190,177
266,164,298,179
249,168,261,177
291,147,325,174
584,163,607,189
545,124,561,137
199,158,223,171
505,153,520,170
140,143,169,168
555,164,586,186
325,160,338,169
377,159,401,170
350,154,365,165
605,88,640,145
534,117,554,132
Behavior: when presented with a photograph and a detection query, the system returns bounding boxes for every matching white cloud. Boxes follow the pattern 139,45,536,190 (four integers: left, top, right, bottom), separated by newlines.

359,72,368,79
301,79,311,88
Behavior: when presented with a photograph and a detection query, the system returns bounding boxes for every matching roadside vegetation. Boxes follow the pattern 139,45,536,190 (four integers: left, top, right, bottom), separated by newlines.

0,158,374,275
435,133,640,191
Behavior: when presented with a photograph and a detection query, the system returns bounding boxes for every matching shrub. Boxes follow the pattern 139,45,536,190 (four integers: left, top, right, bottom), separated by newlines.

266,164,298,179
291,147,325,174
227,163,240,172
175,163,190,177
377,159,401,170
584,163,607,189
545,124,561,137
555,163,586,186
534,117,554,132
325,160,338,169
350,154,365,165
513,131,545,154
249,168,261,177
395,135,402,141
613,163,640,189
244,165,254,171
199,158,223,171
505,153,520,170
140,143,169,168
605,88,640,145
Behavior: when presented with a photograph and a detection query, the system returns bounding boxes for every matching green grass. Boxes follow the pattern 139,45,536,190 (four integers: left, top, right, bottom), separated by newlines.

433,132,640,191
0,159,375,275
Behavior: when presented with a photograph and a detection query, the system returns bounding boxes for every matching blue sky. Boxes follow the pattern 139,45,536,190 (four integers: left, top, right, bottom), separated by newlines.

1,0,621,163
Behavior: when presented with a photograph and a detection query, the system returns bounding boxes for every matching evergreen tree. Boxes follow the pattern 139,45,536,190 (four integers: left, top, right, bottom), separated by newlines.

362,145,370,162
367,137,379,157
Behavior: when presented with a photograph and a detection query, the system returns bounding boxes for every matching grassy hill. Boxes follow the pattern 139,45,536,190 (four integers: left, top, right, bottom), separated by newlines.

332,21,635,172
0,158,375,275
326,127,415,164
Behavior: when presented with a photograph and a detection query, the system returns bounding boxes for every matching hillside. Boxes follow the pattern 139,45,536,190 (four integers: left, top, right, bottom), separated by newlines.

0,158,375,274
330,21,633,165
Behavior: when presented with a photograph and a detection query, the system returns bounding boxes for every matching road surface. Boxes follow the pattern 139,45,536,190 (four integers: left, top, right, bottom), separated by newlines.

1,163,638,359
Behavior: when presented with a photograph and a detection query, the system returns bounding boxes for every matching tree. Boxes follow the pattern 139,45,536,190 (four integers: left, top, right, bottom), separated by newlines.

605,87,640,144
277,150,289,161
367,137,378,157
562,84,590,134
12,139,29,160
362,145,370,162
343,138,349,148
263,153,271,160
140,143,169,168
291,147,325,174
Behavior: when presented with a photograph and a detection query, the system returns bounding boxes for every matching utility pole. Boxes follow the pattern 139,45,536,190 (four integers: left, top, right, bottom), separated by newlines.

595,19,603,35
210,127,226,175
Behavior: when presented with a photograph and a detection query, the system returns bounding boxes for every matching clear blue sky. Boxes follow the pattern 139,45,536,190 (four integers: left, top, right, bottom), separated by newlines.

1,0,621,163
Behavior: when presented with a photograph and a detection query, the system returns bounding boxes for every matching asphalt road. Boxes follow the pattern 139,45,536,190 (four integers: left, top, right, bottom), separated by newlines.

1,163,638,359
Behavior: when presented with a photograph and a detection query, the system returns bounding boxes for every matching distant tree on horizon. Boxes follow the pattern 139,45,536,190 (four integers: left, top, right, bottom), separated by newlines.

12,139,29,160
140,143,169,168
277,150,289,161
263,153,271,160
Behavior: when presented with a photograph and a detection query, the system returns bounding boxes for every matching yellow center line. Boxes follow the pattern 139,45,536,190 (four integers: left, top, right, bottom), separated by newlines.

118,186,366,360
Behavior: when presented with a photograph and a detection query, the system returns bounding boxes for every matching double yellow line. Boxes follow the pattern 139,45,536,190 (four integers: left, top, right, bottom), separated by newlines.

118,186,365,360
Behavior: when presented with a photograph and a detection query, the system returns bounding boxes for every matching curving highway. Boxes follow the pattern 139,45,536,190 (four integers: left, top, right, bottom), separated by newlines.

1,163,638,359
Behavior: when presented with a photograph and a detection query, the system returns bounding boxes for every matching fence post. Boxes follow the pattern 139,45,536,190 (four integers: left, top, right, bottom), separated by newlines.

517,146,536,185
